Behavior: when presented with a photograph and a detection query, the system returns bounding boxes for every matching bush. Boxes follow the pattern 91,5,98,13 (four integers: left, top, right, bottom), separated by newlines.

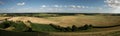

72,25,77,31
49,24,93,32
0,20,15,29
79,24,93,30
64,27,72,32
13,21,28,32
0,20,29,32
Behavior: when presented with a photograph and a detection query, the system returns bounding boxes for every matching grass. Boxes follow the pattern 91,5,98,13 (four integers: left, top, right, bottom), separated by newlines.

0,30,38,36
0,20,28,32
12,22,28,32
46,15,120,27
31,23,57,32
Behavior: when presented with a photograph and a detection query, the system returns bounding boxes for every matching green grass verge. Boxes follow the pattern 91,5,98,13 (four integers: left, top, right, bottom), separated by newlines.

12,22,28,32
31,23,57,32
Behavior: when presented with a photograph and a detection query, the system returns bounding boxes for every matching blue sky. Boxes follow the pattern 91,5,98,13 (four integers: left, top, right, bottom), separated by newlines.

0,0,119,13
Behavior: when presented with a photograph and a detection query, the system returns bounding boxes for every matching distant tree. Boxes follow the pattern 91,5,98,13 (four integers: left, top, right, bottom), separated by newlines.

3,23,10,28
83,24,89,30
65,27,72,32
49,23,93,32
79,24,93,30
89,24,92,27
27,20,32,23
72,25,77,31
49,23,61,31
1,21,12,29
88,24,93,29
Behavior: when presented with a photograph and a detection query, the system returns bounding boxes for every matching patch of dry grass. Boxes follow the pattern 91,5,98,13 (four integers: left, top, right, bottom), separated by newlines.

47,15,120,27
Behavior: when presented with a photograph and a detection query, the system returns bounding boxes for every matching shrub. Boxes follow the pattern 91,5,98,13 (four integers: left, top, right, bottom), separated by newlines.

72,25,78,31
0,20,29,32
0,20,15,29
49,24,93,32
79,24,93,30
64,27,72,32
13,21,28,32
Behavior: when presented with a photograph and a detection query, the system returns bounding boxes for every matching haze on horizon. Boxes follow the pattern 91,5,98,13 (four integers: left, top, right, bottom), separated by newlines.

0,0,120,13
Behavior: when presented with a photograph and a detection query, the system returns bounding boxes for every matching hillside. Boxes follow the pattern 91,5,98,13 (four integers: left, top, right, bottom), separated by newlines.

0,15,120,27
0,15,120,36
47,15,120,27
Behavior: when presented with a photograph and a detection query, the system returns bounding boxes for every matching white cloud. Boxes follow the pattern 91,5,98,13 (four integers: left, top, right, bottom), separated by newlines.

70,5,76,8
54,5,59,7
69,5,89,8
105,0,120,13
105,0,120,8
40,5,90,9
17,2,25,6
41,5,46,8
81,6,85,8
77,6,81,8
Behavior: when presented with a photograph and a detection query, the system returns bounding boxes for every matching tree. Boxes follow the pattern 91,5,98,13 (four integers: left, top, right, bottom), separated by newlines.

72,25,77,31
1,21,13,29
88,24,93,29
27,20,32,23
83,24,89,30
65,27,72,32
79,24,93,30
49,23,62,31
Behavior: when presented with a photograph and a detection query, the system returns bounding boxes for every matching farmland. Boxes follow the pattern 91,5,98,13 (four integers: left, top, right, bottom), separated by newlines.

0,13,120,36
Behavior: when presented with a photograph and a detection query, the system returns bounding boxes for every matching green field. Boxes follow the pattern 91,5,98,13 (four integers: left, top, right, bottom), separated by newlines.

31,23,57,32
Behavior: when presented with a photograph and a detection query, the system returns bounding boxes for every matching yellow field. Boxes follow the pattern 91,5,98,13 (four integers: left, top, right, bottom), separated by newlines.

46,15,120,27
1,15,120,27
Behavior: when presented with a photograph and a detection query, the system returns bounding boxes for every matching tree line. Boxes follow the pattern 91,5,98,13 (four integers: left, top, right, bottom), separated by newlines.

49,24,93,32
1,20,120,32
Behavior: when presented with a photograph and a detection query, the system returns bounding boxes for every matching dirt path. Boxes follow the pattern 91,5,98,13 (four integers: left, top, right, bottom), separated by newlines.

49,28,120,36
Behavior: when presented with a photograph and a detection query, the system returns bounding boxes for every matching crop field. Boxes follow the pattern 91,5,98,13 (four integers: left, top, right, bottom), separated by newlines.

0,13,120,36
46,15,120,27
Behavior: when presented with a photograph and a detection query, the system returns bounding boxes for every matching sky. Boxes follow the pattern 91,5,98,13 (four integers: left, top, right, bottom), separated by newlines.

0,0,120,13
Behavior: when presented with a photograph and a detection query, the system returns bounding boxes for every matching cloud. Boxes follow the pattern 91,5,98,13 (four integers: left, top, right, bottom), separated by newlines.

40,5,90,9
54,5,59,7
105,0,120,13
68,5,89,8
41,5,46,8
17,2,25,6
0,1,4,5
76,6,81,8
39,4,93,9
105,0,120,8
70,5,76,8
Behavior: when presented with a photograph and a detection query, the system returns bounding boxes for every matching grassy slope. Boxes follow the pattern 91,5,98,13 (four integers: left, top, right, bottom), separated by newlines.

1,15,120,27
48,31,120,36
31,23,57,32
46,15,120,27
